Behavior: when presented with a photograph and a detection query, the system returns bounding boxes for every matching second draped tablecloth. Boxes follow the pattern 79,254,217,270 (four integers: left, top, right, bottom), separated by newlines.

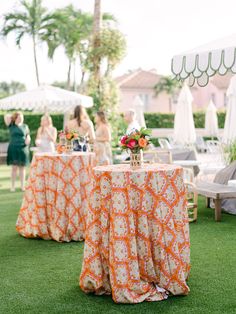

16,152,94,242
80,163,190,303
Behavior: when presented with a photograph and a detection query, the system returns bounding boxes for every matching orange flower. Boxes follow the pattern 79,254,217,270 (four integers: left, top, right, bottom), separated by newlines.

61,145,66,152
66,133,72,140
56,144,66,154
138,138,147,148
73,133,79,139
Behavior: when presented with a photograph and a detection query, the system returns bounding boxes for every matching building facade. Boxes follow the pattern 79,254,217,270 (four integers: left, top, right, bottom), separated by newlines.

116,69,230,113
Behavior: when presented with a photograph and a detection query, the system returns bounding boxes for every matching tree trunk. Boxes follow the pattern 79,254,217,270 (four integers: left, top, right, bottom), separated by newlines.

93,0,102,36
79,71,85,91
73,60,76,91
33,36,40,86
67,60,72,90
92,0,102,85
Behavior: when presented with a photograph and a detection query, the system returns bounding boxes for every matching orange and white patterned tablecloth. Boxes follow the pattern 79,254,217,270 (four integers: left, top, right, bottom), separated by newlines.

16,152,94,242
79,163,190,303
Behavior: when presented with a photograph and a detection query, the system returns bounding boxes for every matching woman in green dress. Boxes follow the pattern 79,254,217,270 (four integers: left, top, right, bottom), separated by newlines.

4,112,31,191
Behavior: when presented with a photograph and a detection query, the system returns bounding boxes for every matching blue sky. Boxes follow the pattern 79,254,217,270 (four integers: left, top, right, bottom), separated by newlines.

1,0,236,88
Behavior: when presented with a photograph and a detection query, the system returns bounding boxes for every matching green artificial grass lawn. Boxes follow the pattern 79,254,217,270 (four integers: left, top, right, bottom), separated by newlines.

1,165,236,314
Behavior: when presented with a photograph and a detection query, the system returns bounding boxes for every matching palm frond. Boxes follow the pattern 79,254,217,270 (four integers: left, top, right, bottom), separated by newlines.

154,76,182,96
102,12,117,23
15,31,25,47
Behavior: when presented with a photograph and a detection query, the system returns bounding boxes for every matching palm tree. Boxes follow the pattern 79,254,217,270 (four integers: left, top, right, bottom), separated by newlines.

43,6,93,89
154,76,182,112
43,5,116,90
0,81,26,99
1,0,57,85
92,0,102,84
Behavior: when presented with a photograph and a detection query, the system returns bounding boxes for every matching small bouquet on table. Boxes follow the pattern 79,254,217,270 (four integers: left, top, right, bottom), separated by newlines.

57,130,79,153
120,127,152,169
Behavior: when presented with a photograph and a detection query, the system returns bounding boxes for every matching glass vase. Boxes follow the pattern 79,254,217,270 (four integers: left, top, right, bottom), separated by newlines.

66,140,73,153
130,150,143,169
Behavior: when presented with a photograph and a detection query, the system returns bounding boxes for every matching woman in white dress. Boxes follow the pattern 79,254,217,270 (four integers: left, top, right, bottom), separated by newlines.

35,115,57,153
94,111,112,165
66,105,95,143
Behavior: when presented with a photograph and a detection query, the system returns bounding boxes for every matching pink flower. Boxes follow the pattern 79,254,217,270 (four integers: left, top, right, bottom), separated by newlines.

120,135,128,145
127,139,137,149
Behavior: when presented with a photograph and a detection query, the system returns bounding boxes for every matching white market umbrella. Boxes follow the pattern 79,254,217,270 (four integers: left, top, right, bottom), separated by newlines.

173,84,196,145
223,75,236,144
172,34,236,87
133,96,146,128
0,85,93,113
205,100,218,137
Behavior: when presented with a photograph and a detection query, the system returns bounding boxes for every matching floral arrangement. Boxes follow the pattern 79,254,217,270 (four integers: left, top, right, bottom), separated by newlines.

57,130,79,153
58,129,79,141
120,127,152,153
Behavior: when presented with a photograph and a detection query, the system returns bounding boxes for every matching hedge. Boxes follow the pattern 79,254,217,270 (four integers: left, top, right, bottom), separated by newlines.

0,113,63,131
144,112,226,129
0,112,226,143
0,113,64,144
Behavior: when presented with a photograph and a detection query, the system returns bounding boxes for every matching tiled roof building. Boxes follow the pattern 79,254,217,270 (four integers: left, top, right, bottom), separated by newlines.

115,69,230,113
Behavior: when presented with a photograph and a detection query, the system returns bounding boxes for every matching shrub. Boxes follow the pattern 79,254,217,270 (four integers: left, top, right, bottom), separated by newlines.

0,113,63,131
0,113,63,146
225,141,236,164
193,112,205,128
144,113,175,128
0,111,226,147
144,112,226,129
0,129,9,142
218,112,226,128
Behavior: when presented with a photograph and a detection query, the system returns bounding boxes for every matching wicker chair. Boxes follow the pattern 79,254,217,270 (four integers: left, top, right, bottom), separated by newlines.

183,167,198,222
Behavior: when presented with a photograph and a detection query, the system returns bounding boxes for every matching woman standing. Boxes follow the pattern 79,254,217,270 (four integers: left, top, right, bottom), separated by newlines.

94,111,112,165
4,112,30,191
66,105,95,143
35,114,57,152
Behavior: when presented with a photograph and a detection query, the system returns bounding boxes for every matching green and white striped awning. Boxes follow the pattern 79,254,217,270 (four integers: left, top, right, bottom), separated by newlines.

171,34,236,87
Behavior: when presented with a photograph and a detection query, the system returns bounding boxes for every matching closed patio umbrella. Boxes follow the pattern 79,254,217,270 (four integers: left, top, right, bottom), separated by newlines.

133,96,146,128
173,84,196,145
205,100,218,137
223,75,236,144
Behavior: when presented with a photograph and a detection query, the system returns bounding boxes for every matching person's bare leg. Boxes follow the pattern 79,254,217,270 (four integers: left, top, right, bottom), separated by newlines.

11,165,17,191
19,166,26,191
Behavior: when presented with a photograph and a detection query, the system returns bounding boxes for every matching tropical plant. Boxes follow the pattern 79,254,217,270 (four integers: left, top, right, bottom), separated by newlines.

43,5,115,90
42,6,92,89
85,0,126,128
0,81,26,99
1,0,58,86
225,141,236,164
92,0,102,84
86,27,126,118
154,76,182,112
87,28,126,76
